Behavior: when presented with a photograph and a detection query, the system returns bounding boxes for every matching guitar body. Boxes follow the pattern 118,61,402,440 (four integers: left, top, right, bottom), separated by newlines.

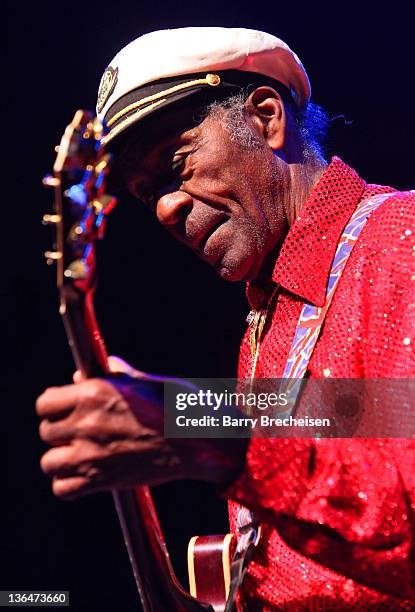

43,110,232,612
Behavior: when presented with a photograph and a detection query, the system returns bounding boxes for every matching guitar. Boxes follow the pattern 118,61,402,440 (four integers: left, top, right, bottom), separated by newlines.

43,110,235,612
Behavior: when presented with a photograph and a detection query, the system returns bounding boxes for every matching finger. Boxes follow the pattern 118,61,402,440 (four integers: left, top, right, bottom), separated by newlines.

108,355,147,379
36,379,112,419
41,446,71,477
39,417,76,446
40,445,80,477
108,355,176,385
107,355,182,387
52,476,100,500
73,370,85,384
40,441,106,478
36,385,81,418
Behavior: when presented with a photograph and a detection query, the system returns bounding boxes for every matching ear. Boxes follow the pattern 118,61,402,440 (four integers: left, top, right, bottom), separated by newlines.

245,87,286,151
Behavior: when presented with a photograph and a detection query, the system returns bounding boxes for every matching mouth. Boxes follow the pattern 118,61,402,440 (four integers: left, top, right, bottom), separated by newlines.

183,212,228,258
197,215,228,255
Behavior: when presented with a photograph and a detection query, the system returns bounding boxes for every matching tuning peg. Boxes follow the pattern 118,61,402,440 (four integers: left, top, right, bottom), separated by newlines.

42,175,61,188
92,199,104,213
91,117,103,140
68,224,84,242
64,260,88,280
94,157,109,175
42,214,61,225
44,250,62,265
92,194,116,213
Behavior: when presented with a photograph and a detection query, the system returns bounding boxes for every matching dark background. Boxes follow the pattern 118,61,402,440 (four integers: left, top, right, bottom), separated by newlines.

4,1,414,610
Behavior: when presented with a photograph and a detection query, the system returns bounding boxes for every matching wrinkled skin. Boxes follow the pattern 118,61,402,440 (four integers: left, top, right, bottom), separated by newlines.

37,358,245,499
37,88,321,499
123,87,291,282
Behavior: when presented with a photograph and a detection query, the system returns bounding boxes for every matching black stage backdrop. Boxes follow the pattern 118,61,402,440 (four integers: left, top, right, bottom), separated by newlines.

4,1,414,610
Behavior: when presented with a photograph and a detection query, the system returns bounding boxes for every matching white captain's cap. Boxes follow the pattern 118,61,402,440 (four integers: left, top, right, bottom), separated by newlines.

97,27,311,146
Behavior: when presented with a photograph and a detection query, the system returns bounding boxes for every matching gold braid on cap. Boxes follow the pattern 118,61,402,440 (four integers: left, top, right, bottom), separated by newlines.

101,74,221,145
101,99,166,146
106,73,221,128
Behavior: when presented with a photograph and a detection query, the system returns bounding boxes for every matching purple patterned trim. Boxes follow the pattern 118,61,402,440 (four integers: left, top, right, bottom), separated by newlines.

283,192,395,384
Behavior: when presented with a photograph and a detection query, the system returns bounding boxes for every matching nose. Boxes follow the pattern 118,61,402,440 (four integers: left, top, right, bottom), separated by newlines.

156,191,193,225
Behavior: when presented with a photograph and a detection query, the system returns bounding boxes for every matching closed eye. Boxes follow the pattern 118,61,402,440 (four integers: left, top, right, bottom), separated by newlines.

131,152,190,210
133,177,183,212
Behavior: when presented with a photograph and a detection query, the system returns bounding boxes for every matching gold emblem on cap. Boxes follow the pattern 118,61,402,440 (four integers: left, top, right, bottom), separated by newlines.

206,73,221,86
97,66,118,114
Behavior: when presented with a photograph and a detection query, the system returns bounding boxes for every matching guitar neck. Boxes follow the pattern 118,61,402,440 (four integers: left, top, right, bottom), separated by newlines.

47,110,212,611
60,286,107,378
61,286,211,612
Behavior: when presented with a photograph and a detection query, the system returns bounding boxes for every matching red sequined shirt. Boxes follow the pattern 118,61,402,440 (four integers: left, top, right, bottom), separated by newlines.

226,158,415,610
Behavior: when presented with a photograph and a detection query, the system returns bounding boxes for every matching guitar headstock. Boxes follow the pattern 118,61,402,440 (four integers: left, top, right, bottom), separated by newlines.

43,110,117,294
43,110,117,376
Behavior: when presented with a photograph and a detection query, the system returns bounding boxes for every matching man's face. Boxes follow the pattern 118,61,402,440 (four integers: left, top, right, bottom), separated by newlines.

120,103,289,282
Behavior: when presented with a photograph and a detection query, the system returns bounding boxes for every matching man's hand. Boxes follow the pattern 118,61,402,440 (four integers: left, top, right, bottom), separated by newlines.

36,359,247,500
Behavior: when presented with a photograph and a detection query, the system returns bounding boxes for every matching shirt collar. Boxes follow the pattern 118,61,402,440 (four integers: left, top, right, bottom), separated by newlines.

247,157,366,309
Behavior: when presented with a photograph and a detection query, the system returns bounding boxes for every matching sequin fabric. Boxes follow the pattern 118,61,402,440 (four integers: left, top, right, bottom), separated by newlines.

224,158,415,610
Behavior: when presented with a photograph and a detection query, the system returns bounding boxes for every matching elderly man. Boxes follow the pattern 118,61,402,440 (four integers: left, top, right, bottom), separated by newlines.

36,28,415,610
